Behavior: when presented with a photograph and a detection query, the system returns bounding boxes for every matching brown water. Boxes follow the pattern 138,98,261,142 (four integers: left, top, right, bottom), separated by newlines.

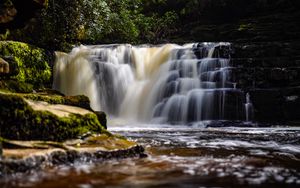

0,123,300,188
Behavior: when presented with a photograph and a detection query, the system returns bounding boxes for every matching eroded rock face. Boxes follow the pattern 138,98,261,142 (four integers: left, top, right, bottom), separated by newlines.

205,42,298,123
209,42,300,123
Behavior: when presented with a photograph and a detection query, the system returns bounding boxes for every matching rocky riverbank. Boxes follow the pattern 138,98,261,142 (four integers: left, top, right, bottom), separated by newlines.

0,136,145,176
0,40,146,175
0,90,146,175
0,91,146,175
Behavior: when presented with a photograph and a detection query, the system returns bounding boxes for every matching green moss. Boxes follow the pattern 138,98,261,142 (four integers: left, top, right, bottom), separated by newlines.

0,41,52,89
5,80,33,93
0,93,104,141
81,134,136,150
22,93,92,110
0,80,33,93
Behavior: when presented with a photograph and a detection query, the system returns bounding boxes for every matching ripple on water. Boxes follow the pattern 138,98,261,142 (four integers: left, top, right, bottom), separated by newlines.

0,124,299,188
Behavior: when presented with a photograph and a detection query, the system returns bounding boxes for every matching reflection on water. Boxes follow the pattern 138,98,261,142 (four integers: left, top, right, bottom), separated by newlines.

0,123,300,188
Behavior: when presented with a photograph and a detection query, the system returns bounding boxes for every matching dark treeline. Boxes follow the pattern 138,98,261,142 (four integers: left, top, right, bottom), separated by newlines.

1,0,299,50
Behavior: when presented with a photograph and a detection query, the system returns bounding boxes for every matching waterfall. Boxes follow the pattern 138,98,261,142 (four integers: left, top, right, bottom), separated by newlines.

53,43,247,124
245,93,254,121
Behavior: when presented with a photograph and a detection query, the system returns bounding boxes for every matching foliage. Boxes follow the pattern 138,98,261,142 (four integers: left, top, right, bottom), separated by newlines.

0,30,10,41
3,80,33,93
9,0,181,49
0,41,51,88
18,0,141,49
5,0,298,48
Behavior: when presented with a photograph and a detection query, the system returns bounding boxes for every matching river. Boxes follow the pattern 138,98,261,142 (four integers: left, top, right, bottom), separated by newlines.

1,122,299,188
2,42,297,187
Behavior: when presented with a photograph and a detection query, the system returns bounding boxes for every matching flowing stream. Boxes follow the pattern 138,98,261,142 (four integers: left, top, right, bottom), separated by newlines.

1,43,299,187
0,124,299,187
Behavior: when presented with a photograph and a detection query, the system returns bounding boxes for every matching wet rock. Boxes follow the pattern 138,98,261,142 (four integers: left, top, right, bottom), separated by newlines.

249,87,300,123
64,95,92,110
0,135,145,176
211,44,232,59
282,87,300,121
94,111,107,129
249,89,284,122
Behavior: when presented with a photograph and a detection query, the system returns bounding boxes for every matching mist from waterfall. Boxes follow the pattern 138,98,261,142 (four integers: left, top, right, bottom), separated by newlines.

53,43,251,124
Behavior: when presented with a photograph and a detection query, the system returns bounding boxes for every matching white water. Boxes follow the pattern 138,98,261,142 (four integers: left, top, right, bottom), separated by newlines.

245,92,254,121
53,43,250,124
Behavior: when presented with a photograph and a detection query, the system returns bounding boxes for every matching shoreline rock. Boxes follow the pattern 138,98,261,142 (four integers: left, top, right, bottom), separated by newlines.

0,135,146,177
0,92,105,141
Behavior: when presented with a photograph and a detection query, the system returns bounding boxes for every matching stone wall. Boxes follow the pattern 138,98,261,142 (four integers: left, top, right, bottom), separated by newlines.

186,0,300,124
212,41,300,123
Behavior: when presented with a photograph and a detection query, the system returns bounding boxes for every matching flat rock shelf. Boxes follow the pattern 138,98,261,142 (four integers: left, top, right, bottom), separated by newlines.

0,135,146,176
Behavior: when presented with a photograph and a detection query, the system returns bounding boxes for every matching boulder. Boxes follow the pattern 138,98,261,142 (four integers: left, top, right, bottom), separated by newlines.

0,92,105,141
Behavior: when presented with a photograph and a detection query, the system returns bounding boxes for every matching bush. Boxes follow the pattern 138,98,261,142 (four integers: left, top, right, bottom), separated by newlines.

0,41,51,88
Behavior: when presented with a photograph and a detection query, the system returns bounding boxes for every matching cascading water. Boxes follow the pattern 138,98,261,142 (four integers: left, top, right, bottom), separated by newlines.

245,93,254,121
53,43,248,124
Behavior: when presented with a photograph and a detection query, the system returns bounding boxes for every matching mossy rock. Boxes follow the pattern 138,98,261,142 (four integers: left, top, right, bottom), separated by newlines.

0,80,33,93
22,93,92,110
0,41,52,89
20,92,107,128
0,93,105,141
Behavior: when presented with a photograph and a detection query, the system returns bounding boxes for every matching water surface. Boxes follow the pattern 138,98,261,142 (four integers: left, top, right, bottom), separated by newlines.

1,123,299,188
